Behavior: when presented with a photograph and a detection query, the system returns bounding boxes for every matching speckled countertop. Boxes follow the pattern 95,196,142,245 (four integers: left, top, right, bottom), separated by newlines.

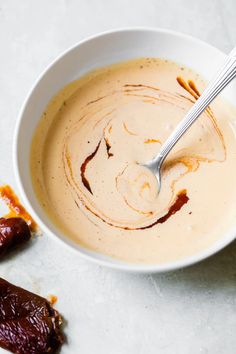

0,0,236,353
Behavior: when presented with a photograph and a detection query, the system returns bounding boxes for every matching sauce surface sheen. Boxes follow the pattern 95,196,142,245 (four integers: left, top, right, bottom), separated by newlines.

31,58,236,264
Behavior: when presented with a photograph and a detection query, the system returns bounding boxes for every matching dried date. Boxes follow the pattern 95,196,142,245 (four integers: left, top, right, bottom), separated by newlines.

0,278,64,353
0,217,31,256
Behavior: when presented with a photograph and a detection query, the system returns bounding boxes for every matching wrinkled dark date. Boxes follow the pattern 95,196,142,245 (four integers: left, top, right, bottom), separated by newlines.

0,217,31,256
0,278,64,354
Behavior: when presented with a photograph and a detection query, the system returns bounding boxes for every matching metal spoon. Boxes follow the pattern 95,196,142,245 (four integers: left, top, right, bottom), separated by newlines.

143,47,236,192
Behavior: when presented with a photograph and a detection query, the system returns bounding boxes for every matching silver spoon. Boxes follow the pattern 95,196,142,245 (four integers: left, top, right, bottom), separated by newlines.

143,47,236,192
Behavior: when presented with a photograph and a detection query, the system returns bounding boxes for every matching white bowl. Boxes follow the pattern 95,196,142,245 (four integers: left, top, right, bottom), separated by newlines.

14,28,236,273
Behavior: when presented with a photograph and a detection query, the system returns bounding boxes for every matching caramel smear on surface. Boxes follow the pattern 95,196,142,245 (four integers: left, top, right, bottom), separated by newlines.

48,294,58,305
0,185,37,232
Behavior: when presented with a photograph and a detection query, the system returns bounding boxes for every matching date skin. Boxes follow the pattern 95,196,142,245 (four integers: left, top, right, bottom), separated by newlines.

0,278,64,354
0,218,31,257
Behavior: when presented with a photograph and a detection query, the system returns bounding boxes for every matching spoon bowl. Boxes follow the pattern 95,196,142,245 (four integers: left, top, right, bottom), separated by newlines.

142,155,163,193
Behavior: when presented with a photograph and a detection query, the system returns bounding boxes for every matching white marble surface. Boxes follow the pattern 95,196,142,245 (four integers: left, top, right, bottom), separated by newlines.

0,0,236,353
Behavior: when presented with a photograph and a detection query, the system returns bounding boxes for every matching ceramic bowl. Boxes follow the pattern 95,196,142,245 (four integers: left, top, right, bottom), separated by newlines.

14,28,236,273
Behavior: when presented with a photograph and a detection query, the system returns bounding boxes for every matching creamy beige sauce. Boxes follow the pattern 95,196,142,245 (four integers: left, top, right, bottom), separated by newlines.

31,58,236,264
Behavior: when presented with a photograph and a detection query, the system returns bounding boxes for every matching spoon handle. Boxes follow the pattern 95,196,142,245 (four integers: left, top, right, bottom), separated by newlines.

156,47,236,167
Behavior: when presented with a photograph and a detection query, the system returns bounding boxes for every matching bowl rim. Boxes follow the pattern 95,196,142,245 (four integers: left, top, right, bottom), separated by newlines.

13,26,236,273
